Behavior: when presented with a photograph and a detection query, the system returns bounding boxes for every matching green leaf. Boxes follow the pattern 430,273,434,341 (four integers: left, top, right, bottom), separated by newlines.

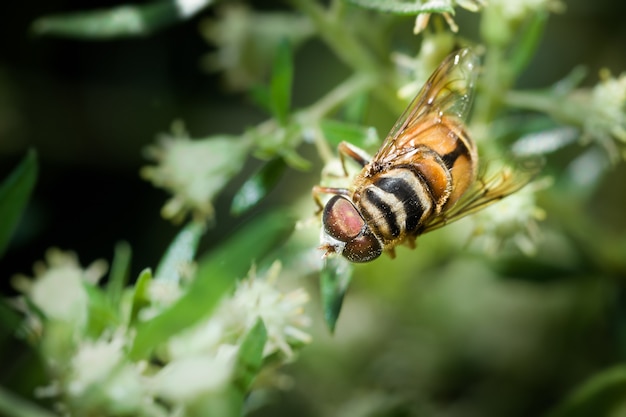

320,257,353,333
31,0,213,39
270,40,294,125
545,365,626,417
196,211,295,283
0,386,57,417
231,158,287,216
84,282,120,338
249,84,272,115
320,119,379,150
129,212,294,360
234,318,267,392
510,11,549,76
129,268,153,327
106,241,132,307
0,150,37,260
344,0,454,15
155,221,206,282
342,91,370,124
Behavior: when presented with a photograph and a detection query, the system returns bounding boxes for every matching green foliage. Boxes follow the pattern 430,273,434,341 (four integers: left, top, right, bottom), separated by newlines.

320,257,353,333
0,149,37,259
231,158,288,216
31,0,213,39
130,212,294,360
345,0,454,15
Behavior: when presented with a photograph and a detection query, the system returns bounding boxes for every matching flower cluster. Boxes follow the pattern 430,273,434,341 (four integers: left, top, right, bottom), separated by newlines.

584,70,626,161
11,250,311,416
469,177,551,256
141,122,250,223
200,4,313,90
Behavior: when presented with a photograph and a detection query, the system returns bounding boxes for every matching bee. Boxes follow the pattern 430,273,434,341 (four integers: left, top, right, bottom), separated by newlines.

314,48,538,263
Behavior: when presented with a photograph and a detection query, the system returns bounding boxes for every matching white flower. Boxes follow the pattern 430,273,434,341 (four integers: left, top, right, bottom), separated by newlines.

199,4,313,90
138,279,185,321
166,262,311,362
11,248,107,328
469,178,551,256
584,70,626,161
167,318,225,359
413,0,485,34
223,262,312,358
151,345,238,403
141,122,250,223
66,334,148,415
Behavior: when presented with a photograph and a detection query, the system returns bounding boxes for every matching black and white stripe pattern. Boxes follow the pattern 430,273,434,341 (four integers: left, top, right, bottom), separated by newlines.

358,168,435,241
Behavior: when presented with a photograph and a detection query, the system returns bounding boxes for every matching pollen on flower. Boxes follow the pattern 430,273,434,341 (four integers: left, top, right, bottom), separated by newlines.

224,262,312,358
141,124,250,223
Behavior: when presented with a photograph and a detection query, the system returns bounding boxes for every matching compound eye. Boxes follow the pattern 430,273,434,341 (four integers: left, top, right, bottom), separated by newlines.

322,195,365,242
343,231,383,263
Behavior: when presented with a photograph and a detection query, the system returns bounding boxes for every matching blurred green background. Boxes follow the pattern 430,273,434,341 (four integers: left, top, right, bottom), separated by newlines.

2,0,626,416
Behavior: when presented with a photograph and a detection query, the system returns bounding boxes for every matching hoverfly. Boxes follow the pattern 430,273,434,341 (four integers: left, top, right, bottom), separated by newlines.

313,48,538,263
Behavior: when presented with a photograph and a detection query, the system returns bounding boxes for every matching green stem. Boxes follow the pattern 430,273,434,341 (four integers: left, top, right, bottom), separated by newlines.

307,73,375,120
287,0,379,74
505,90,582,126
304,73,376,162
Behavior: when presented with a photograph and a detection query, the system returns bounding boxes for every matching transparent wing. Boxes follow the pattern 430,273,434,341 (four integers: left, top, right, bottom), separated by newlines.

375,48,480,161
420,156,544,234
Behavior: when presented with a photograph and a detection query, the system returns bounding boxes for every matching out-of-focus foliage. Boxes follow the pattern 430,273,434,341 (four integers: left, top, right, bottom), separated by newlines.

1,0,626,416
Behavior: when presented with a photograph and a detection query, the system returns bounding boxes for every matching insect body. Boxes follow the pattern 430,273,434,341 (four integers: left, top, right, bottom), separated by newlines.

314,48,536,263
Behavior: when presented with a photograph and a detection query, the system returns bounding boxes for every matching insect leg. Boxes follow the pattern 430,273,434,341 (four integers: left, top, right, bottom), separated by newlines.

312,185,350,213
338,141,371,175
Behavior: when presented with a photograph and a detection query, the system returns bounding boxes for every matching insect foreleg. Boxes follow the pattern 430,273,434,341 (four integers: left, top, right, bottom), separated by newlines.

312,185,350,213
338,141,371,175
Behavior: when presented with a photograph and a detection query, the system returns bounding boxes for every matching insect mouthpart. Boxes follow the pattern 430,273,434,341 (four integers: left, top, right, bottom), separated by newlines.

321,195,383,263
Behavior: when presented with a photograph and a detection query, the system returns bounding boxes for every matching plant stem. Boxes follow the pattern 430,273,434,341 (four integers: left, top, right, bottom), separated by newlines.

304,73,376,162
287,0,378,74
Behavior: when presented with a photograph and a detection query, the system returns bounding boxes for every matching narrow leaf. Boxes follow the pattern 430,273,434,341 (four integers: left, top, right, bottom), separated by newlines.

31,0,213,39
270,40,293,125
0,150,37,260
129,268,153,327
343,91,370,124
155,221,206,282
129,212,294,359
510,11,549,76
231,158,287,216
320,119,379,150
546,365,626,417
195,211,295,282
345,0,454,15
249,85,272,114
0,386,57,417
234,319,267,392
320,257,353,333
106,241,132,307
84,282,120,338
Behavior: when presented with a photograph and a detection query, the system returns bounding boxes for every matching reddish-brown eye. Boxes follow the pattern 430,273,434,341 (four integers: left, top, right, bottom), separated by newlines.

323,196,365,242
343,231,382,263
